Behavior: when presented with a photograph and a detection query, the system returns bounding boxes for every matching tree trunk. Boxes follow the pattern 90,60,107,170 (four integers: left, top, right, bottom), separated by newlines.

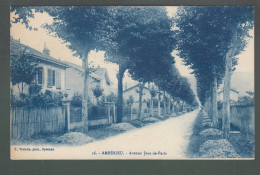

82,49,90,133
21,82,24,93
163,91,167,115
17,84,21,94
222,28,237,139
150,97,153,117
167,95,171,114
117,64,126,123
138,82,144,120
209,89,213,120
158,88,161,117
171,97,174,113
204,97,210,117
212,76,218,127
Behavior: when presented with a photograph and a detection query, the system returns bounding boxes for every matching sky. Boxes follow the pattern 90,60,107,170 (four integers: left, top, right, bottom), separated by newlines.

10,6,254,91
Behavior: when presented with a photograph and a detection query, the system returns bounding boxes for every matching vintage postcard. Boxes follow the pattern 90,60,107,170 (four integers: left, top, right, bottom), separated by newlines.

10,6,254,160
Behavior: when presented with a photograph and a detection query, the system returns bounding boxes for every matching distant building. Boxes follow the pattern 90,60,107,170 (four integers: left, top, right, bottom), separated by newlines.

217,88,239,105
11,38,69,95
123,83,152,114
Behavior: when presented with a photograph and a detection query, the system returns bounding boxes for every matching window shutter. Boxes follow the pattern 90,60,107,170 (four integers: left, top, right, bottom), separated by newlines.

41,68,44,85
37,67,43,85
56,70,61,89
48,69,52,86
52,70,55,86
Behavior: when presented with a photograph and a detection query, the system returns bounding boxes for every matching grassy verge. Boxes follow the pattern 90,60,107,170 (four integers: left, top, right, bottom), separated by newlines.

187,110,205,158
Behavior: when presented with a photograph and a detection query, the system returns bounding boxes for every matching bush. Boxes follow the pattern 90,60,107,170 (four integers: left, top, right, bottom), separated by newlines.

29,83,42,95
202,121,214,128
199,139,241,158
199,128,223,140
11,90,64,107
71,93,82,107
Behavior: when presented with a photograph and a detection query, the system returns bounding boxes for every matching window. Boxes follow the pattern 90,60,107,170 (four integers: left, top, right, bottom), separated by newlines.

47,69,56,87
56,70,61,89
52,70,55,86
37,67,44,85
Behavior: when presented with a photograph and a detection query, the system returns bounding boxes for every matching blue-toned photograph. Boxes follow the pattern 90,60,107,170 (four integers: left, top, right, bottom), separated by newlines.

10,6,254,159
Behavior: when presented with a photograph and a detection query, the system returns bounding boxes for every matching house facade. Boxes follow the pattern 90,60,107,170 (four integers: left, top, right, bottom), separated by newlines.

65,62,112,104
11,38,68,96
123,84,157,114
11,38,112,105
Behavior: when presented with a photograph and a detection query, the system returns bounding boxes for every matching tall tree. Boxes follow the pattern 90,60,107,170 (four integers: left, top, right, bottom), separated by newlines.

105,7,175,122
175,6,253,137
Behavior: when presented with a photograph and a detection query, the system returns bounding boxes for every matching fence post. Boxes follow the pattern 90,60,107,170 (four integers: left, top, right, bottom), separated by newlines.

62,93,71,132
130,105,133,121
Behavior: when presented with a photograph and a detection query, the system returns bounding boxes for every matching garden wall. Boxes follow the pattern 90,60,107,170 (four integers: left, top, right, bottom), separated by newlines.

218,105,254,135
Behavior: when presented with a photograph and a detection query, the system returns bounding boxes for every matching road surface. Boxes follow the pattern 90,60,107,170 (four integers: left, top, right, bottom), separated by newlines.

82,109,200,159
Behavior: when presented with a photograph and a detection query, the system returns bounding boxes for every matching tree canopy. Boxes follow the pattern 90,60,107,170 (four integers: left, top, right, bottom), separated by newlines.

175,6,254,104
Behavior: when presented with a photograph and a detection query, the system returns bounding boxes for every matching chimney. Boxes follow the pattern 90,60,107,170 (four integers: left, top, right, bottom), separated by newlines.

43,42,50,55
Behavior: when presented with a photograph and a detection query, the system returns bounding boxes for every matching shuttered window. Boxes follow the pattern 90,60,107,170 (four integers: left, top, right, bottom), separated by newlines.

47,69,52,86
37,67,44,85
47,69,56,87
52,70,55,86
56,70,61,89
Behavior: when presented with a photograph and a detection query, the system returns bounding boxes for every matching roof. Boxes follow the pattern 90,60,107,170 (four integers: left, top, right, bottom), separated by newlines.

10,38,69,68
65,61,111,85
218,88,239,94
124,84,150,93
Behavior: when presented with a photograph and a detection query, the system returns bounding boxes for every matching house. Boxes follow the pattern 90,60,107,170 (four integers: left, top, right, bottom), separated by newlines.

123,83,158,114
217,88,239,105
65,62,112,104
10,38,69,96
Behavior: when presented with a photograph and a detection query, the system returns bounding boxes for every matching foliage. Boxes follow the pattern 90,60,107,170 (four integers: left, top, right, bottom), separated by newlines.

106,92,117,103
71,93,82,107
237,91,254,106
126,95,134,106
199,139,241,158
11,90,64,107
199,128,223,139
150,86,157,98
154,65,197,106
28,82,42,96
92,85,104,102
102,7,176,122
175,6,254,104
11,48,39,92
